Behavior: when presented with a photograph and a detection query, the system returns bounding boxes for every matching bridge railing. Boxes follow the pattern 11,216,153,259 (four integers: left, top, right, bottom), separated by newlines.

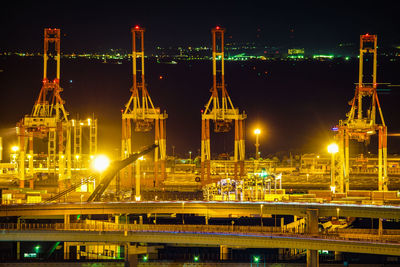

0,222,399,244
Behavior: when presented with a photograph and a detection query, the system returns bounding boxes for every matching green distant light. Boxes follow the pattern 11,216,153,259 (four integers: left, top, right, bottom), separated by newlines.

253,256,260,262
313,54,334,59
345,56,350,60
143,255,148,261
194,255,199,262
34,245,40,253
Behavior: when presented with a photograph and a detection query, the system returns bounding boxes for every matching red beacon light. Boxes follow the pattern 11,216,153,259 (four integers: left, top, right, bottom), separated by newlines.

216,26,220,30
135,25,140,29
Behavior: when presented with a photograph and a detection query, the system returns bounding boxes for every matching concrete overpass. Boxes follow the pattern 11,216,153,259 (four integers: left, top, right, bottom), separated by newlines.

0,227,399,257
1,201,400,219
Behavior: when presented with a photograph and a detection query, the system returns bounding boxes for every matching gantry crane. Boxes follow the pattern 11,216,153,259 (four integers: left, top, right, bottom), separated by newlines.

335,34,387,192
17,28,71,189
122,26,167,189
201,26,246,183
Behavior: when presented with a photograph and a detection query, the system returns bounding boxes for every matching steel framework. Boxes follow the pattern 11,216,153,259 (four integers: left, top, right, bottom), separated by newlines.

121,26,167,190
335,34,387,192
16,29,98,190
17,28,71,189
201,27,246,183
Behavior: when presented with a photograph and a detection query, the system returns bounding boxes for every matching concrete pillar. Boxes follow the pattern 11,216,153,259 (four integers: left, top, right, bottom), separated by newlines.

334,251,342,261
64,242,69,260
17,241,20,260
220,245,229,260
306,209,319,235
64,214,70,230
306,209,319,267
77,245,80,260
307,249,319,267
128,254,138,267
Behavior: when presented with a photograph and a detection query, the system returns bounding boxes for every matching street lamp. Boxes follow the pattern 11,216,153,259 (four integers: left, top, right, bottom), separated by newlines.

327,143,338,193
254,129,261,159
189,151,192,161
92,155,110,173
135,156,145,201
90,155,110,193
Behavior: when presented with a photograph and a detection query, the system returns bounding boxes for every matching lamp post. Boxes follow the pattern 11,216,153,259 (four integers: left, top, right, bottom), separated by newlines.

135,156,145,201
254,129,261,159
327,143,338,194
92,154,110,195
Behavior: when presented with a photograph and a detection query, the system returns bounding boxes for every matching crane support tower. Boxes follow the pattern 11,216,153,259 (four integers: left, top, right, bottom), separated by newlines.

16,29,98,190
335,34,387,192
201,26,246,184
122,26,168,189
16,28,70,189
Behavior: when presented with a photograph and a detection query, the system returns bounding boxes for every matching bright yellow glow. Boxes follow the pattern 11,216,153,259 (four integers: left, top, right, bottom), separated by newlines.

75,154,80,160
11,146,19,152
80,122,84,126
87,118,91,126
139,156,144,161
90,155,94,159
27,155,32,159
92,155,110,172
330,186,336,193
71,120,75,127
135,195,141,201
327,143,339,154
254,128,261,135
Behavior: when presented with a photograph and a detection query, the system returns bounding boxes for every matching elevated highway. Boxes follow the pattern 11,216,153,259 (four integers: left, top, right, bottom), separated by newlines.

0,223,399,256
1,201,400,219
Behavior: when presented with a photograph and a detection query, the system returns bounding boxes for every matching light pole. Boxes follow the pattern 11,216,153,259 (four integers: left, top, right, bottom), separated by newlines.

92,154,110,195
327,143,338,194
135,156,145,201
254,129,261,159
189,151,192,161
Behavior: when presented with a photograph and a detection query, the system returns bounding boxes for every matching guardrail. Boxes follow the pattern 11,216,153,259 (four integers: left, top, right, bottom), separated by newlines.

0,222,399,244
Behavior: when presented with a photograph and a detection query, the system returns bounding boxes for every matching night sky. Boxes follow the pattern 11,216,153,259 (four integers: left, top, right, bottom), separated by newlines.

1,0,400,159
1,1,399,52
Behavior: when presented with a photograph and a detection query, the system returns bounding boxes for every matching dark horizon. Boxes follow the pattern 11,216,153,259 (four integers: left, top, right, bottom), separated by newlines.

1,1,400,53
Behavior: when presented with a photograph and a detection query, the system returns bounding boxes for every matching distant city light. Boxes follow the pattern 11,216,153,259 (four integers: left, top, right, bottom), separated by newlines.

11,146,19,152
254,128,261,135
